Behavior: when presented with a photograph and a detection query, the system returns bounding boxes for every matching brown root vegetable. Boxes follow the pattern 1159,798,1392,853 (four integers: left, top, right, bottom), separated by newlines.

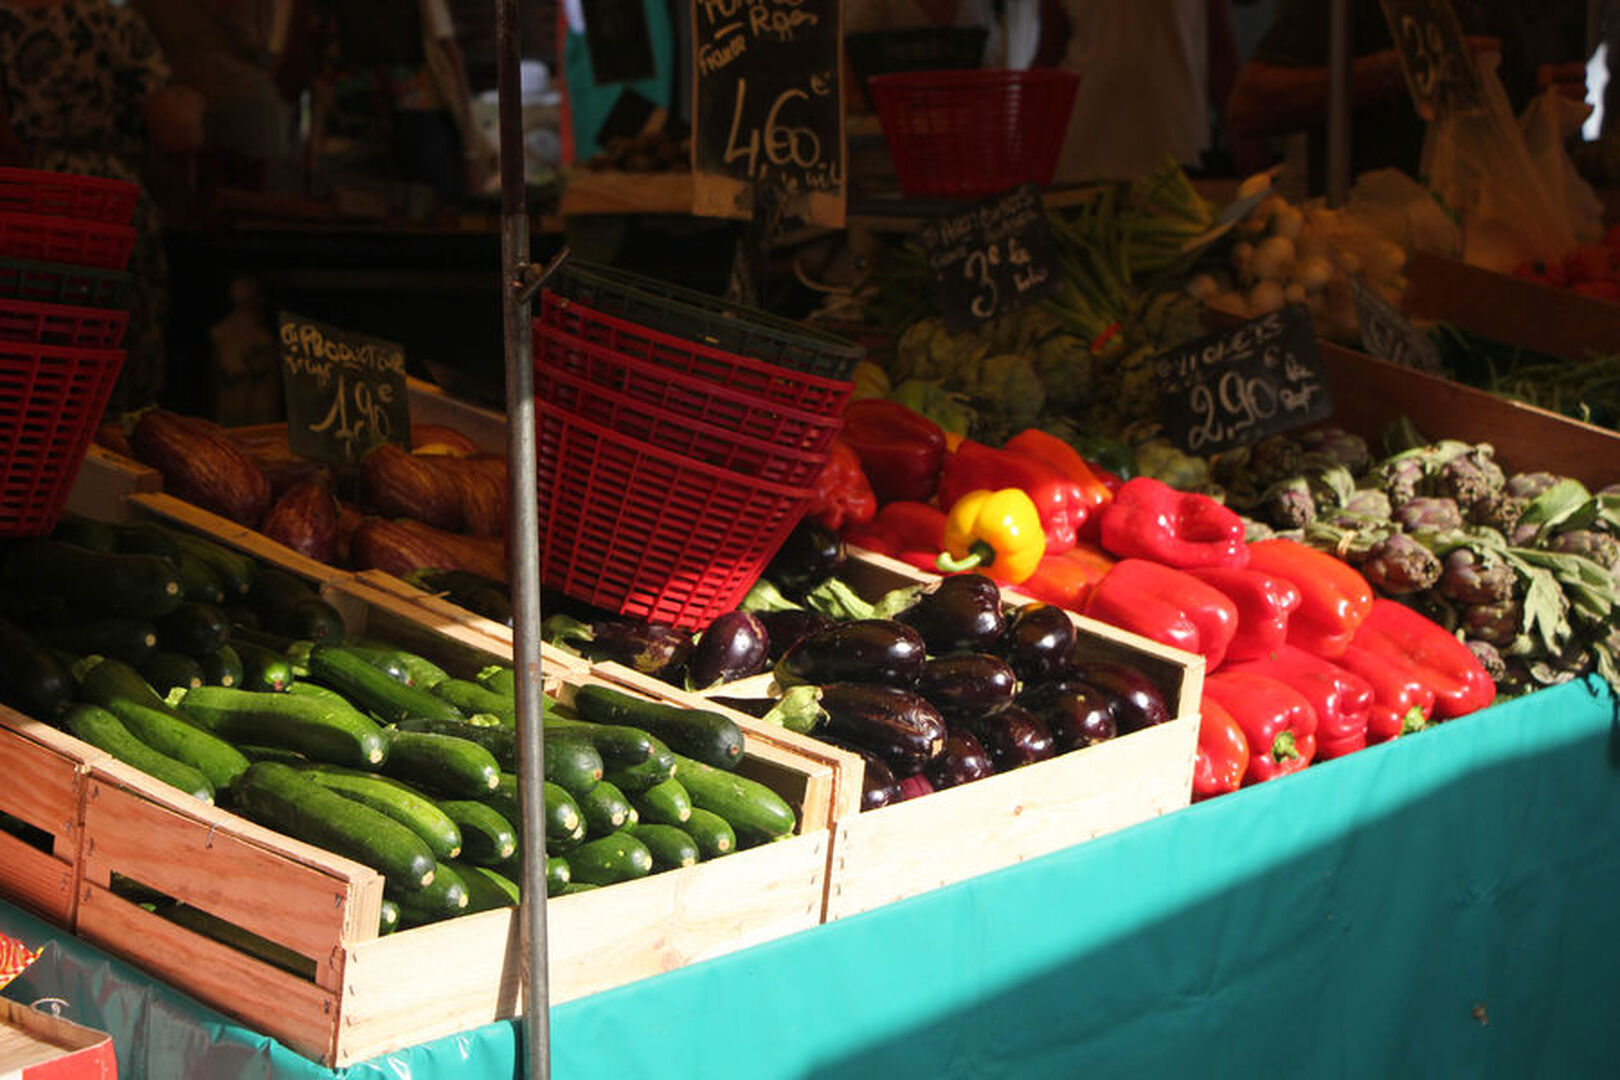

360,443,463,531
259,476,342,564
348,516,459,577
131,410,272,526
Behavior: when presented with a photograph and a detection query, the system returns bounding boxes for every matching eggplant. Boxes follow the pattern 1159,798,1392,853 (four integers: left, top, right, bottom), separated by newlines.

766,519,846,598
815,683,946,776
775,620,926,689
998,603,1077,681
687,610,769,690
895,573,1006,654
967,703,1056,771
1071,661,1171,734
544,615,692,684
925,728,996,790
820,735,903,811
1021,681,1117,751
755,608,836,663
896,773,935,801
915,652,1018,722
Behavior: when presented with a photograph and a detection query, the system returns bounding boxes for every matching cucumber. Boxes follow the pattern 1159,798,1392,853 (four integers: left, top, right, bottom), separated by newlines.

177,684,388,768
484,773,524,840
390,861,470,924
576,779,632,837
542,714,660,767
353,639,450,690
545,856,571,896
64,703,215,802
603,748,678,794
450,861,520,912
573,684,746,770
298,764,462,860
436,799,517,865
51,514,117,552
394,716,518,771
4,540,183,618
543,781,585,848
235,640,294,692
681,807,737,860
0,614,73,718
307,645,465,726
199,644,243,688
111,520,183,564
565,834,653,886
671,752,796,846
381,728,501,797
169,531,256,596
232,761,435,888
155,602,230,657
477,665,516,696
544,733,604,798
431,679,516,725
29,616,159,666
238,744,309,766
335,644,412,685
173,552,226,606
626,824,700,871
138,650,205,694
628,777,692,826
75,657,250,791
284,681,351,708
379,898,401,935
251,569,344,643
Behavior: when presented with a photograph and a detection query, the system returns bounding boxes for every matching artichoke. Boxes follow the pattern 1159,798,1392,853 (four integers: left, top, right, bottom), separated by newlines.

1433,455,1495,512
1437,547,1518,606
1506,471,1561,502
1462,599,1524,648
1294,426,1371,474
1546,529,1620,571
1376,453,1427,506
1259,476,1317,529
1467,490,1527,536
1360,533,1443,595
1394,496,1465,534
1466,639,1508,683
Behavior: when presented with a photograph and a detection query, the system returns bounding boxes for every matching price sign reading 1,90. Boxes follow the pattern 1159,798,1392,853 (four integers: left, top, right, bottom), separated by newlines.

278,311,410,466
1156,304,1333,456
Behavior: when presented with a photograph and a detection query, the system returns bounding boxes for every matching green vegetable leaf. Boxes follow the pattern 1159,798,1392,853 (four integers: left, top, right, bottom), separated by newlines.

1517,479,1592,542
801,578,878,622
1516,562,1571,654
740,579,802,614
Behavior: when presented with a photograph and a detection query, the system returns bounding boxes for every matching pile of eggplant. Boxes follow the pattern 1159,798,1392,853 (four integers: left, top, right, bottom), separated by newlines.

544,522,1176,811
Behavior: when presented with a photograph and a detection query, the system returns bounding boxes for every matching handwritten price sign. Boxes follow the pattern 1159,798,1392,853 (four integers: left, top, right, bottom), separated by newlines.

1379,0,1484,119
1156,304,1334,455
278,311,410,465
918,183,1061,331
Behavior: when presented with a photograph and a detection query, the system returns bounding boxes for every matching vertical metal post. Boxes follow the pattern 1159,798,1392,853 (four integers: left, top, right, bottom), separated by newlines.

494,0,549,1077
1326,0,1353,206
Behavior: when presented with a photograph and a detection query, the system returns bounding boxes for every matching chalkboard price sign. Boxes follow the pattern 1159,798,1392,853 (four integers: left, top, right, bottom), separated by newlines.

1349,273,1445,374
692,0,844,227
918,183,1062,331
1156,304,1333,455
279,312,410,465
1378,0,1484,119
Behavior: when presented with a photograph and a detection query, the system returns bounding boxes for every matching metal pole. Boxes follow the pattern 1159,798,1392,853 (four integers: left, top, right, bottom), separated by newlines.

1326,0,1352,206
494,1,549,1077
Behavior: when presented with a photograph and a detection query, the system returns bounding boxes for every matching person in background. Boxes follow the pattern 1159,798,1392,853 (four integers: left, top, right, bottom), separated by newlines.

0,0,204,411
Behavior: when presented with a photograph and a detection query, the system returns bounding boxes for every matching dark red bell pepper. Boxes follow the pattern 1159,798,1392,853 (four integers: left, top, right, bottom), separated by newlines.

843,500,949,573
1203,670,1319,784
1193,694,1250,801
1333,639,1434,743
839,399,947,505
1185,566,1301,665
1244,538,1373,658
1010,542,1116,610
1224,645,1372,759
1348,599,1497,720
1002,428,1113,539
937,440,1087,555
1082,558,1239,669
803,439,877,532
1096,477,1249,569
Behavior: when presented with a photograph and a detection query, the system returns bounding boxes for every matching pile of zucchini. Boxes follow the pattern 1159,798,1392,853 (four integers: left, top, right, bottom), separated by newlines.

0,515,798,937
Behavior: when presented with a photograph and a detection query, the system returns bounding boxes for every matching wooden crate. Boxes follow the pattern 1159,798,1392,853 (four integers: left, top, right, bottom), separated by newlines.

0,708,104,927
63,443,161,522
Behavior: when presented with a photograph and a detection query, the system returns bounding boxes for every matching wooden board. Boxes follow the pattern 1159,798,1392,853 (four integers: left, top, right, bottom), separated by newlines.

62,443,161,521
126,491,348,588
0,710,103,926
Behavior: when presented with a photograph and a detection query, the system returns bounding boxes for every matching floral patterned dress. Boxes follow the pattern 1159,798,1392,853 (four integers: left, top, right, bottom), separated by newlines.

0,0,175,410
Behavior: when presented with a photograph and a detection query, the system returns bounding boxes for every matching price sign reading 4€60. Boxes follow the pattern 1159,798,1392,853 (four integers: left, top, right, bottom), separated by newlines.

1156,303,1334,456
279,311,410,465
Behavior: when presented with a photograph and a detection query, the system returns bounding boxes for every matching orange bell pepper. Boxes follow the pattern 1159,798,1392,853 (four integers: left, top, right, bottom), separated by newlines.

1011,542,1117,610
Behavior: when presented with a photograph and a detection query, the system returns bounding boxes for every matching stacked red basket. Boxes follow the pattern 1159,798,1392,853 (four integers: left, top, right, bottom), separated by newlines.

533,262,862,629
0,166,135,536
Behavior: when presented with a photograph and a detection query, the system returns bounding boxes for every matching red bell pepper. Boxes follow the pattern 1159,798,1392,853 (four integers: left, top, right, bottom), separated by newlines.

937,440,1088,555
1193,695,1250,801
843,500,948,573
1082,558,1239,669
839,399,947,505
1011,542,1117,610
803,439,877,532
1333,639,1433,743
1203,670,1318,784
1002,429,1113,538
1243,538,1373,658
1348,599,1497,720
1184,566,1301,665
1096,477,1249,569
1224,645,1372,760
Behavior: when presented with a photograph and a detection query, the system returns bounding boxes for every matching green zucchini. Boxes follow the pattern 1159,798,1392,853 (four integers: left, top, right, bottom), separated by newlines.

450,861,520,912
307,645,465,726
573,684,746,770
556,882,599,896
392,716,517,772
390,861,470,924
0,616,75,719
627,823,700,871
671,752,796,846
477,665,516,696
628,777,692,826
155,602,230,657
64,702,215,802
177,684,388,768
603,748,678,793
544,781,585,848
251,569,344,643
173,552,226,606
111,520,183,563
298,764,462,860
484,772,524,840
381,728,500,797
51,514,117,552
334,644,412,685
436,799,517,865
4,540,183,618
75,657,250,791
543,733,604,798
168,531,256,596
199,644,243,688
681,807,736,860
284,681,351,709
545,856,571,896
235,640,294,692
431,679,516,725
231,762,435,888
379,898,401,935
138,649,205,694
565,834,653,886
542,714,660,767
238,744,309,766
576,779,632,837
29,617,159,666
352,639,450,690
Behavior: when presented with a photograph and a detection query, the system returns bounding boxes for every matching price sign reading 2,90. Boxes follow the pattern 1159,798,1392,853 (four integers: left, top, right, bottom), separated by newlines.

278,311,411,466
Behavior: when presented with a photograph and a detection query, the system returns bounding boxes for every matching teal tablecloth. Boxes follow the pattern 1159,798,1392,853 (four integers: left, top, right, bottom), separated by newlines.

5,677,1617,1079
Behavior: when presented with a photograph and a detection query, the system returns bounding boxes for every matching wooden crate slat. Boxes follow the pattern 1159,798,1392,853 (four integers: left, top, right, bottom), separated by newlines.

0,709,100,925
63,443,161,521
0,832,75,925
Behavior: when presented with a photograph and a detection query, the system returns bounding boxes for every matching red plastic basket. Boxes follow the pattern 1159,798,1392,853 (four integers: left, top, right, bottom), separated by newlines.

0,212,136,270
0,167,139,224
0,258,133,308
533,318,844,454
537,291,852,418
0,340,124,536
0,298,128,348
868,68,1080,200
535,401,810,629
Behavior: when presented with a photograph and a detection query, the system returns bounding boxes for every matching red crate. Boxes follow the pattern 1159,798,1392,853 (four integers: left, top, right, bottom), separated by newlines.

0,341,124,536
0,258,133,308
0,166,139,224
0,212,136,271
0,298,128,349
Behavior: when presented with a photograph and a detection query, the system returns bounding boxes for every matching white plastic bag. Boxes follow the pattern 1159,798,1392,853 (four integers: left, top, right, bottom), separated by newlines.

1519,88,1606,245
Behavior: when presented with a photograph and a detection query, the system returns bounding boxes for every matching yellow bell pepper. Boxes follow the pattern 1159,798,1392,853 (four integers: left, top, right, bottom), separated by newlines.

937,488,1046,585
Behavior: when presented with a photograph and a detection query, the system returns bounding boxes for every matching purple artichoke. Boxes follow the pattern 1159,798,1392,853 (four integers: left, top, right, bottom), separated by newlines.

1394,496,1465,534
1437,548,1518,606
1466,639,1507,683
1295,427,1371,474
1461,599,1524,648
1546,529,1620,570
1360,533,1444,595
